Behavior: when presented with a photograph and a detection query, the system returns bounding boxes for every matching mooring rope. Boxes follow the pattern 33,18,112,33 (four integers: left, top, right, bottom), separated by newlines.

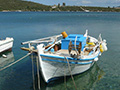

0,53,31,71
64,57,78,90
36,56,41,90
64,59,67,90
31,53,36,90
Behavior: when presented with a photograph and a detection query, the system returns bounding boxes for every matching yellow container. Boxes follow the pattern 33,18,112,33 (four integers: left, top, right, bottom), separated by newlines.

100,44,103,53
88,42,95,46
61,31,68,38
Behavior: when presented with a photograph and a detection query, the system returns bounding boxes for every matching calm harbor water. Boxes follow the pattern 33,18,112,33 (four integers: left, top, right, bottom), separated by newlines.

0,11,120,90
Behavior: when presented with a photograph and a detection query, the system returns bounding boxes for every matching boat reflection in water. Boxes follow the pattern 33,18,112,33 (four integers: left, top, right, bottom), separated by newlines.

0,51,15,68
45,63,104,90
32,54,104,90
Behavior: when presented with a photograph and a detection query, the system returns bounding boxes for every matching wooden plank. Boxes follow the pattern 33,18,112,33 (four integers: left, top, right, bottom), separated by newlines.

21,47,37,53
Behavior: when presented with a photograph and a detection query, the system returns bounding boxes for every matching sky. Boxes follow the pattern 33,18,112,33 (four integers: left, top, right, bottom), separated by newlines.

27,0,120,7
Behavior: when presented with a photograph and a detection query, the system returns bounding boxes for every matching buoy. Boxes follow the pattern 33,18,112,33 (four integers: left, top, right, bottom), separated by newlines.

94,57,98,61
61,31,68,39
100,44,103,53
2,54,7,58
102,42,108,51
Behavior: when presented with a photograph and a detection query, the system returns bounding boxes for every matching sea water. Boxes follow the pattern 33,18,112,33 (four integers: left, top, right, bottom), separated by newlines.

0,11,120,90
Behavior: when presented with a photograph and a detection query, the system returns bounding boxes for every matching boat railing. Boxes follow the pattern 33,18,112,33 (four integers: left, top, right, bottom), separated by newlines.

21,34,62,45
28,40,53,44
21,34,62,49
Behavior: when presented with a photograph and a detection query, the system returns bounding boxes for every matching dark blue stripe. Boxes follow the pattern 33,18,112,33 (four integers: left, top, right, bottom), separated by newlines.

41,58,93,65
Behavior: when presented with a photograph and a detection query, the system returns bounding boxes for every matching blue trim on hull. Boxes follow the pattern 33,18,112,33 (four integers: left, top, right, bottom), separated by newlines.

41,57,93,65
40,52,100,61
47,78,58,83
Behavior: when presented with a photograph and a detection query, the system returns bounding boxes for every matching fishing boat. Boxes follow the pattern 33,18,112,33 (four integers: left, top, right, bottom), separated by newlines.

22,30,107,83
0,37,14,53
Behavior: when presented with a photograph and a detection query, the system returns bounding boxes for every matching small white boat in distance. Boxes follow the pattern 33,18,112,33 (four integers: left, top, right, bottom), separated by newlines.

0,37,14,53
84,10,90,12
22,30,108,83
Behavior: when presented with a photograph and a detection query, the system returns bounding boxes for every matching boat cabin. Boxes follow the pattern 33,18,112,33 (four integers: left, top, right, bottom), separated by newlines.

61,34,86,51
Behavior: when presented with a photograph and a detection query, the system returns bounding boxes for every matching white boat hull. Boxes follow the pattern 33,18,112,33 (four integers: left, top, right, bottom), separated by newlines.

0,38,14,53
37,43,99,83
39,57,94,83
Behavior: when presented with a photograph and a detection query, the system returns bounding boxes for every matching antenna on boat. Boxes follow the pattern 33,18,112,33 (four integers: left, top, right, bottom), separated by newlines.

98,34,102,42
84,29,88,37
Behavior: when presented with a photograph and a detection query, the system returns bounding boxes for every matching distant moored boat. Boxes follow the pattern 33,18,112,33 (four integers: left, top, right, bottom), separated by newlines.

0,37,14,53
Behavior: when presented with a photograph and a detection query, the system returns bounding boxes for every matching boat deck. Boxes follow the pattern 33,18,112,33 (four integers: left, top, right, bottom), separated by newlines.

57,49,69,54
44,49,92,57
